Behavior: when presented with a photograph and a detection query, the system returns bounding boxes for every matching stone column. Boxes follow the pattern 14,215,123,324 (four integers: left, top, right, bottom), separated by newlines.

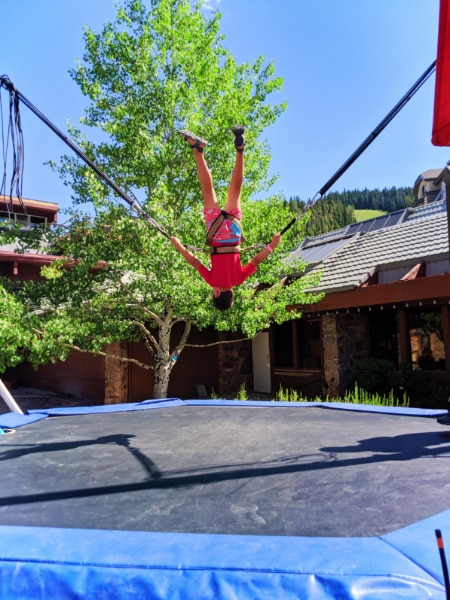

217,332,252,397
104,341,128,404
322,312,370,397
322,314,340,396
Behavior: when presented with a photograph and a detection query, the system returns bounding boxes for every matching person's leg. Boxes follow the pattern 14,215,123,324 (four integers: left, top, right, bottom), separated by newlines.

225,126,245,213
179,130,218,210
224,150,244,212
193,149,219,211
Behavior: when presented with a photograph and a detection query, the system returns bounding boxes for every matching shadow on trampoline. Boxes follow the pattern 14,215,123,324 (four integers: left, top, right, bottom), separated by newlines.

320,430,450,460
0,426,449,512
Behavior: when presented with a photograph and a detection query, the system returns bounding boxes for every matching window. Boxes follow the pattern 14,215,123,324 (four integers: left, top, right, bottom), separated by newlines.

408,308,445,371
273,319,322,370
0,211,47,228
369,310,398,364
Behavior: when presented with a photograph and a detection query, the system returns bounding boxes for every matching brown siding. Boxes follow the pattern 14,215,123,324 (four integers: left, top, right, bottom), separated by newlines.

10,352,105,402
129,325,220,401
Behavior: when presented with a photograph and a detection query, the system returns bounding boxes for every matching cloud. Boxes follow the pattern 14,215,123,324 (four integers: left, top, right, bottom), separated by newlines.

201,0,221,12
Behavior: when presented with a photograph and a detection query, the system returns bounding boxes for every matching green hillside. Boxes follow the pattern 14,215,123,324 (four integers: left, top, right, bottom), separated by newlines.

354,209,386,222
285,186,414,236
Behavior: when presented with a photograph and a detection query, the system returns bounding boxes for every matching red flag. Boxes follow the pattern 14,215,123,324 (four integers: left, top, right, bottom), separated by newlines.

432,0,450,145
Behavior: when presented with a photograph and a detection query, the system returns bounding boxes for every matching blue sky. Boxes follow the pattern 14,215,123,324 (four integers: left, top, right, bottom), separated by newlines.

1,0,449,210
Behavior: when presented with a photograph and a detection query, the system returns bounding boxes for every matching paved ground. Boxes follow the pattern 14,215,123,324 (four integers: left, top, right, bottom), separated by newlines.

0,386,98,415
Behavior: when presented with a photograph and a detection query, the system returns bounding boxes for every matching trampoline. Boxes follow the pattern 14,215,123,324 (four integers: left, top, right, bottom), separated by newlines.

0,398,449,599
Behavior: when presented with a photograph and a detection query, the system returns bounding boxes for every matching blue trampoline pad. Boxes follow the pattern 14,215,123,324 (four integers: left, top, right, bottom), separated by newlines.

0,399,449,599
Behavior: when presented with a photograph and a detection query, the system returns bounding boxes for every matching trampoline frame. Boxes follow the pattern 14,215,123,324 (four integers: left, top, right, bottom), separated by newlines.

0,398,449,600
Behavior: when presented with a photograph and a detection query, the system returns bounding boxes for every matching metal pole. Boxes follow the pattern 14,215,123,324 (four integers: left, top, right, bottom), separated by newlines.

0,378,23,414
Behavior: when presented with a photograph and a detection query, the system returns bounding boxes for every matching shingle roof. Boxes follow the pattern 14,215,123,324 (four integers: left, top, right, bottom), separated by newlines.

407,197,446,220
287,200,449,293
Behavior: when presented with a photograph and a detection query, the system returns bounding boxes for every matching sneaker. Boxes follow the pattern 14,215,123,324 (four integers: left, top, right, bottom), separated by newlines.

178,130,208,152
232,125,245,151
437,413,450,425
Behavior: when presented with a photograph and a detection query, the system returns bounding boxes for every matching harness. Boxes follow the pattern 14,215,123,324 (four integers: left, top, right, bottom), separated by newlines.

206,210,243,254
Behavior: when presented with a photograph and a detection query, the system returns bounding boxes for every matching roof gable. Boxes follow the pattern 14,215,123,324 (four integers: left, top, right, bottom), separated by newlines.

288,200,449,293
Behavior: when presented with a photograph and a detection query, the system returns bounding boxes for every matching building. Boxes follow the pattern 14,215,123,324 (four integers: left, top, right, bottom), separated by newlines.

0,195,59,280
266,164,450,399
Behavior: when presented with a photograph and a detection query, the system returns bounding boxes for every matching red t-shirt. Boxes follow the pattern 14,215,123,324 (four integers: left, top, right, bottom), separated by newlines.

196,253,257,289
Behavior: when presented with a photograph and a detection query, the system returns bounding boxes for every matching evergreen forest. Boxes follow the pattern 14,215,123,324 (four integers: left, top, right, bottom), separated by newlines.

284,186,415,236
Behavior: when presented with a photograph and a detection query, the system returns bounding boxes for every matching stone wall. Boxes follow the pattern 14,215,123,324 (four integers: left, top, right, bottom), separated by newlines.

217,332,253,397
322,312,370,396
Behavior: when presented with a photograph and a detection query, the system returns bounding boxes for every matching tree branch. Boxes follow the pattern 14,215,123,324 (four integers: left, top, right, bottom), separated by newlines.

32,328,153,370
184,336,251,348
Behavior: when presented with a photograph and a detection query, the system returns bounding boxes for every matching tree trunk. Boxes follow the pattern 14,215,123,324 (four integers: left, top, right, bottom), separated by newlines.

151,305,191,399
153,358,173,399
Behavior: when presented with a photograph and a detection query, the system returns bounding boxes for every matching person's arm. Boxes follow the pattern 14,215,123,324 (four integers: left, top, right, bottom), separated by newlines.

170,236,202,269
250,233,281,268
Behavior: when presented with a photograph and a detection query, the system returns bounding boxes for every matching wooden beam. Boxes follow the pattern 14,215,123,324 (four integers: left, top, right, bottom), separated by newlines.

296,273,450,313
401,261,426,281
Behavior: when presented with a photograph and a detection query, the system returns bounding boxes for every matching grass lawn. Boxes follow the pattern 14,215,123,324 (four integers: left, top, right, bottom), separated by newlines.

354,209,387,221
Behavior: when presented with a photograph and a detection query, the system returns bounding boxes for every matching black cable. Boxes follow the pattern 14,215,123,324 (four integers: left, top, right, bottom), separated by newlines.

9,87,25,205
317,60,436,199
0,75,25,212
279,60,437,238
0,75,170,239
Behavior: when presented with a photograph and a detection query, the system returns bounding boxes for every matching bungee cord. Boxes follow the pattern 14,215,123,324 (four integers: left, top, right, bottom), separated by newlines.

0,75,25,213
0,75,170,239
278,60,437,238
0,60,437,246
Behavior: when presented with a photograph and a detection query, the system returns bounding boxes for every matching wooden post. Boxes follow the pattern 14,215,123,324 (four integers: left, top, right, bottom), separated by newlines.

397,309,411,364
0,379,23,414
442,305,450,372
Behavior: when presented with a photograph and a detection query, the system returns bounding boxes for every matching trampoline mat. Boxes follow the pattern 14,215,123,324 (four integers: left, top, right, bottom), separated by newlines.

1,405,449,537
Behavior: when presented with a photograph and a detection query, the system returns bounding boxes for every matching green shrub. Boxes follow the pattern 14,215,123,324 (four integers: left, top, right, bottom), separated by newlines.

398,363,448,409
236,383,248,401
275,385,304,402
274,383,409,406
349,358,399,395
343,383,409,407
348,358,448,409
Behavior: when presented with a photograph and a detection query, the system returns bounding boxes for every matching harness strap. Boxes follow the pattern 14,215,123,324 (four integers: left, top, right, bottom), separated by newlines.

210,244,241,254
206,209,243,246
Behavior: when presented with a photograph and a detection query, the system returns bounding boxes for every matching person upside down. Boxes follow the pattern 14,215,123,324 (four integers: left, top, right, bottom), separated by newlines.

171,126,281,310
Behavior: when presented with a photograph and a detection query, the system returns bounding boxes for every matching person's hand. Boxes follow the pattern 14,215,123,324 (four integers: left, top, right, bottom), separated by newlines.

270,233,281,248
170,236,182,249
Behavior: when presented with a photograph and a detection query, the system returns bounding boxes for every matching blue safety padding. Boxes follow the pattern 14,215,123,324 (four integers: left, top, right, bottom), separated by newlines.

317,401,447,417
0,411,48,429
185,399,447,417
185,399,321,407
1,398,446,429
139,397,185,407
382,509,450,588
25,397,184,417
0,524,446,599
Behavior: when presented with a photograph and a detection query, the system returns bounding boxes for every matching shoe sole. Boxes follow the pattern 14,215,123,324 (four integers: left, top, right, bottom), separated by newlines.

178,130,208,146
